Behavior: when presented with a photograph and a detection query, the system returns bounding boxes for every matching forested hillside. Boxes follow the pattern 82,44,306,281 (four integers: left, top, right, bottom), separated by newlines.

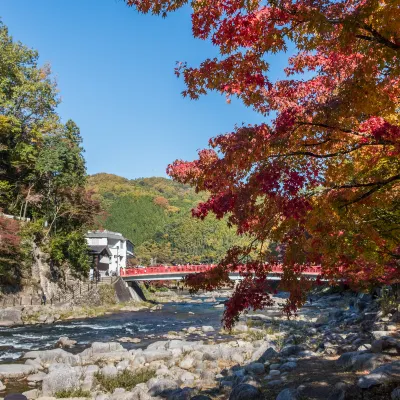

87,174,248,265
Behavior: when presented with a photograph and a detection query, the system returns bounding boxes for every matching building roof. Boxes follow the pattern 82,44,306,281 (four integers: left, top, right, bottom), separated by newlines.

87,245,112,256
86,230,128,241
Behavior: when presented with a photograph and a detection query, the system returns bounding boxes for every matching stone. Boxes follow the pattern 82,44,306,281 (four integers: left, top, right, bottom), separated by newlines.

180,371,195,384
180,356,195,370
80,341,125,356
23,389,39,399
167,388,193,400
372,331,393,340
391,387,400,400
24,349,72,362
255,347,278,363
0,364,35,378
276,388,298,400
358,361,400,389
327,382,348,400
56,336,77,348
201,326,215,333
190,396,211,400
0,308,22,326
269,370,280,377
280,345,304,357
371,338,400,355
143,350,172,363
280,362,297,372
147,378,179,396
229,384,263,400
336,351,388,371
27,372,47,382
41,366,80,396
101,365,118,377
244,363,265,375
0,380,5,391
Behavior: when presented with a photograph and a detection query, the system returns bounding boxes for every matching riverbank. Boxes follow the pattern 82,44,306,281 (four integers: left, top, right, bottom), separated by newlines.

0,289,398,399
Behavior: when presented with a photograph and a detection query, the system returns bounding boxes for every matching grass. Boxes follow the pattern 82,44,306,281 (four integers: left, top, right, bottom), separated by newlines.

95,369,155,392
55,389,91,398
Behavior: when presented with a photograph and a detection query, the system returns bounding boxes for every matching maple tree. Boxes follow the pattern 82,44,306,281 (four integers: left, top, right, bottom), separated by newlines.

127,0,399,328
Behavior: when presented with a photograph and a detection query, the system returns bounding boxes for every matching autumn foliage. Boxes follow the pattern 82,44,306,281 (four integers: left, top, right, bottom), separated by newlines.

127,0,400,327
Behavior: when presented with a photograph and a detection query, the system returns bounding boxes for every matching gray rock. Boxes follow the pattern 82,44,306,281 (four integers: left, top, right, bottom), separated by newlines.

229,384,263,400
0,364,35,378
147,378,179,396
269,370,280,377
23,389,39,399
337,351,387,371
143,350,172,363
358,361,400,389
371,338,400,355
57,336,77,348
180,371,195,384
0,380,5,391
244,363,265,375
280,345,304,357
276,388,298,400
101,365,118,377
280,362,297,372
201,326,215,333
41,366,80,396
255,347,278,363
0,308,22,326
80,341,125,356
27,372,47,382
372,331,393,340
327,382,348,400
179,357,195,370
392,387,400,400
167,388,193,400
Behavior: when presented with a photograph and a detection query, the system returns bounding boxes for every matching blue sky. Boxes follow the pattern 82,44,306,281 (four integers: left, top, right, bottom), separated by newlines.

1,0,286,179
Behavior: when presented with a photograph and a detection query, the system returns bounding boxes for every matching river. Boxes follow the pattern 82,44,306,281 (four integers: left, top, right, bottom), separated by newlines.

0,300,226,363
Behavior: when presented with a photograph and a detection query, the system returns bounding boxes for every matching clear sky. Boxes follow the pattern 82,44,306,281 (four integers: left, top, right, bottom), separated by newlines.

1,0,286,179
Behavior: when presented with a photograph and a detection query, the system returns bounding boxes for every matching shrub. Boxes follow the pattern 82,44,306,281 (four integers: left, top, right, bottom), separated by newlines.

55,389,91,398
95,369,155,392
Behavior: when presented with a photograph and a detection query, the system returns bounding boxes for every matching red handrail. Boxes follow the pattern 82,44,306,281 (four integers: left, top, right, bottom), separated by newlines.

120,264,322,277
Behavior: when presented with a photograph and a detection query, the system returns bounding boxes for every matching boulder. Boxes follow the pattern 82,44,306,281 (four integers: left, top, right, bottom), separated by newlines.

0,308,22,326
254,347,278,363
180,371,195,384
24,349,72,362
244,363,265,375
81,341,125,356
371,338,400,355
280,362,297,372
201,326,214,333
41,366,80,396
337,351,388,371
276,388,298,400
280,345,304,357
358,361,400,389
167,388,193,400
27,372,47,382
147,378,179,396
143,350,172,363
392,387,400,400
101,365,118,377
57,337,77,348
23,389,39,399
229,384,263,400
0,364,35,378
179,357,195,370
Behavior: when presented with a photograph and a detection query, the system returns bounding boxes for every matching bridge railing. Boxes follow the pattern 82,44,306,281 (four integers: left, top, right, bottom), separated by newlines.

120,264,322,277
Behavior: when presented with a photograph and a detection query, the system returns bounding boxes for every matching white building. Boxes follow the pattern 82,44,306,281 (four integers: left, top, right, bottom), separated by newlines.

86,230,134,276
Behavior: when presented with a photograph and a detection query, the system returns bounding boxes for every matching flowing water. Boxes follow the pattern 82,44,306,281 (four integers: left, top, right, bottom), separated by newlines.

0,300,226,362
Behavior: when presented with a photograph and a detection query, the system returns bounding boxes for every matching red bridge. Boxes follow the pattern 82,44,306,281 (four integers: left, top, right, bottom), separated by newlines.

120,264,322,281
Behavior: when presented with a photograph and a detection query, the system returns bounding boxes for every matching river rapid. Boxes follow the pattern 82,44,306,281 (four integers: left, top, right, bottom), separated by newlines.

0,300,226,363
